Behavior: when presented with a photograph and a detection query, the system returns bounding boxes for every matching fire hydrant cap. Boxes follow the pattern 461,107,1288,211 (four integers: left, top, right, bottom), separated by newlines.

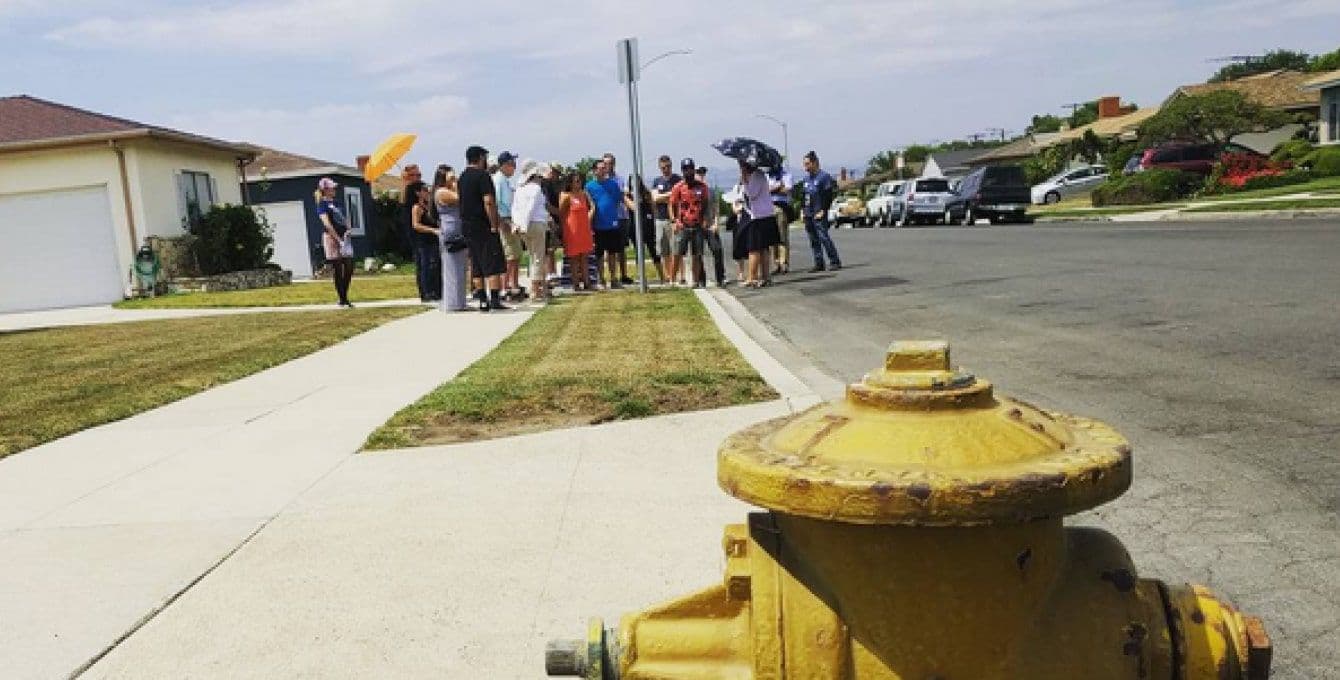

718,341,1132,525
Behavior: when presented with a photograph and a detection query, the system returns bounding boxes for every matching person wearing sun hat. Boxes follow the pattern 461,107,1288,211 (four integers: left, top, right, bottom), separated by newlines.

511,159,553,302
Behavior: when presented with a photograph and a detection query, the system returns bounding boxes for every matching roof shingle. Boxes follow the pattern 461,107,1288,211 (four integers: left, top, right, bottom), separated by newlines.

0,94,250,155
1176,70,1319,111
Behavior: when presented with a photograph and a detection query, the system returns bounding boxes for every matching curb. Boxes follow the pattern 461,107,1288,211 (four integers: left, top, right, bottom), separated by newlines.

695,288,846,406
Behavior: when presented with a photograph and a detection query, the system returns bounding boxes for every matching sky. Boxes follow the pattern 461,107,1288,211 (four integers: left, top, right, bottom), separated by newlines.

3,0,1339,183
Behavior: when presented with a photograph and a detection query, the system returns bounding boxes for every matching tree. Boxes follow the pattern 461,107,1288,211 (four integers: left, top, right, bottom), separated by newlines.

1028,114,1064,134
1209,49,1311,82
901,145,932,163
1309,47,1340,72
1138,90,1287,146
866,150,899,175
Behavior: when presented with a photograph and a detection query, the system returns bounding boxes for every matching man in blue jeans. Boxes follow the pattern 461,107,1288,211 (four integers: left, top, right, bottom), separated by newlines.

799,150,842,272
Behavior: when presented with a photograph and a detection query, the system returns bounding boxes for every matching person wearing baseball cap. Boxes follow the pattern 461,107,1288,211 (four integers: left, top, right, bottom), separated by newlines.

492,151,525,301
667,158,711,287
314,177,355,307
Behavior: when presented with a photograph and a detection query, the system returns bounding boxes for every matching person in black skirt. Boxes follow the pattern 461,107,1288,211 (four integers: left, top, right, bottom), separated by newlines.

738,159,780,287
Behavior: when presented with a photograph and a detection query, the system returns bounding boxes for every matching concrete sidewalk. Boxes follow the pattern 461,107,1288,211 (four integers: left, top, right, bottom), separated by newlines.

0,309,531,680
72,290,826,679
0,298,427,333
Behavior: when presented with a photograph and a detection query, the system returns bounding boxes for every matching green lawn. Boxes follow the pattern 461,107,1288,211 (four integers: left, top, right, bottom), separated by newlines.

364,289,777,449
1183,197,1340,213
1197,175,1340,202
116,275,420,309
0,307,423,458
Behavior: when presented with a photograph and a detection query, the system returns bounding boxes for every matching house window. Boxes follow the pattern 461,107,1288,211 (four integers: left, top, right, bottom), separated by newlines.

177,170,216,227
343,186,365,236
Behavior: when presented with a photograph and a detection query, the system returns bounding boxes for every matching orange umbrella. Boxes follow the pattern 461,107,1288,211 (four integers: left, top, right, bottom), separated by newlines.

363,133,417,183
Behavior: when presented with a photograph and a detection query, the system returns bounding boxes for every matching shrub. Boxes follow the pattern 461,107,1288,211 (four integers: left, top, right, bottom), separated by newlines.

187,204,274,275
1091,169,1201,206
1212,170,1314,194
372,193,413,262
1303,146,1340,177
1271,139,1314,164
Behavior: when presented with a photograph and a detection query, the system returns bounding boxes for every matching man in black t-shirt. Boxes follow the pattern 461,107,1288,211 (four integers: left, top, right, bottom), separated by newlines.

458,145,509,311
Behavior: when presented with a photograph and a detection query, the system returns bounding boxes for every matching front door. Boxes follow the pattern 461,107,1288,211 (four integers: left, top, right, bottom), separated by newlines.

257,201,314,279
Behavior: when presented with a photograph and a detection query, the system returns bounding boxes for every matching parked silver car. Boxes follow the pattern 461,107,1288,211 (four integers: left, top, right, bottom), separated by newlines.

1031,165,1109,205
895,177,956,226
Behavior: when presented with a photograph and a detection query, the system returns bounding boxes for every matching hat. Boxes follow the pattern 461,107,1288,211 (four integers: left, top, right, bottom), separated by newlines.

317,177,338,190
498,151,518,165
680,157,696,169
519,159,547,182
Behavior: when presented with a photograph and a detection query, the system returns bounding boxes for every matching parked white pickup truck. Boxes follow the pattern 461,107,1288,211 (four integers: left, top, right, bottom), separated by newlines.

864,180,905,227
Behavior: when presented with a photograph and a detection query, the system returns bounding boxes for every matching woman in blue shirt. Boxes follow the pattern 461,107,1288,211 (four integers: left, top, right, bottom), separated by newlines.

315,177,354,307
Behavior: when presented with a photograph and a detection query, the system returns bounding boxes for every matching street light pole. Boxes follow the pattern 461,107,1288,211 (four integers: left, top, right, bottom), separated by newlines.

755,113,789,164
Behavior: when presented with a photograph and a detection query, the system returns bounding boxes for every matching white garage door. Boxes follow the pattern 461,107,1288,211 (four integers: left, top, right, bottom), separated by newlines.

0,186,124,313
259,201,314,279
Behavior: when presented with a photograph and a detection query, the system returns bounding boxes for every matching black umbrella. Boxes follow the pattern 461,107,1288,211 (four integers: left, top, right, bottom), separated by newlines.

711,137,783,170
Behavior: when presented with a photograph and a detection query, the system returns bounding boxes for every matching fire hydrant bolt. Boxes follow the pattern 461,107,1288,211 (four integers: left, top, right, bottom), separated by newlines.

547,340,1270,679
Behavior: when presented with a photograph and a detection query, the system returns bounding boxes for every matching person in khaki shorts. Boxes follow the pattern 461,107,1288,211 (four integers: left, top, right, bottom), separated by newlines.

650,155,683,285
492,151,525,301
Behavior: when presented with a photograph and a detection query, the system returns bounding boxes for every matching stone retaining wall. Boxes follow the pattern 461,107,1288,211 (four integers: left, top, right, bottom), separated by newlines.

175,268,292,293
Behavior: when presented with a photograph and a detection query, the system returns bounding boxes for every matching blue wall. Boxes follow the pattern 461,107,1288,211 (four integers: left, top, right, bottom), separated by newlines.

245,172,378,267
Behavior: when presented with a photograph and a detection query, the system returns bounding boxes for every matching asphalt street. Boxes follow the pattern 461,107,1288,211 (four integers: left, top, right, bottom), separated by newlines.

729,218,1340,680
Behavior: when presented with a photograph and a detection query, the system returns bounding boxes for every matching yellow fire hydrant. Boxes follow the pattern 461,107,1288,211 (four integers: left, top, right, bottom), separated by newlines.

546,340,1271,679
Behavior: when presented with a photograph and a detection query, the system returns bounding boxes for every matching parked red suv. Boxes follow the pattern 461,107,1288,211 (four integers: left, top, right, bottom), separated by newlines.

1137,142,1264,175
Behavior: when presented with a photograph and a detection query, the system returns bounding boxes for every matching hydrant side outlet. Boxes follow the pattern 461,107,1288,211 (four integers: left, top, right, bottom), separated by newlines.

548,340,1270,679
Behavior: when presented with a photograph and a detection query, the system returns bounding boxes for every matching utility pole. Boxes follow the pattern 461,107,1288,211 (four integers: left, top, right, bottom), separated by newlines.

985,127,1007,142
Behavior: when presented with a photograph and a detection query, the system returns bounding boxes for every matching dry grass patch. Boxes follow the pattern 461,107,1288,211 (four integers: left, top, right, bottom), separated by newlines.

115,275,419,309
364,289,777,449
0,307,423,458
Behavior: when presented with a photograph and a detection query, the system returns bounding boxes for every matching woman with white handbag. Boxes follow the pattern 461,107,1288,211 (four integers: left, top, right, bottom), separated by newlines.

315,177,355,307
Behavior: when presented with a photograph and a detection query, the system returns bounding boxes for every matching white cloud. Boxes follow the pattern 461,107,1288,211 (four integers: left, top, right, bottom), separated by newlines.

29,0,1340,174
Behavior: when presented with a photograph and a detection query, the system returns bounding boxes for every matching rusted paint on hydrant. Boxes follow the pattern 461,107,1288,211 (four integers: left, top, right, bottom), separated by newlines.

546,340,1270,679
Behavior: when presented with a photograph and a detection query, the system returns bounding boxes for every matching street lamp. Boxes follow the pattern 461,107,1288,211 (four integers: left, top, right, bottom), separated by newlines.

641,49,693,71
755,113,789,165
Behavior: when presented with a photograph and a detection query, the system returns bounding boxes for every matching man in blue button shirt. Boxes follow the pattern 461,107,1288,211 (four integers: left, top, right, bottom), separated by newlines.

800,150,842,272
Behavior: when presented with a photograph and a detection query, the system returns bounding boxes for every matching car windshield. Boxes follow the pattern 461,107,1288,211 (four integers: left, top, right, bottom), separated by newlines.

915,179,950,192
983,167,1026,187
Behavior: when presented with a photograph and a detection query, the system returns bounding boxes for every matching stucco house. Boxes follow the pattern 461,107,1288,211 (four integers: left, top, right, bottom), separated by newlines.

0,95,254,312
1302,69,1340,145
241,146,378,279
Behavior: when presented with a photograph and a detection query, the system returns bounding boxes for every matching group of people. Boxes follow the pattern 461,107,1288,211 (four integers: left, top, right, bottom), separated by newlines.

313,145,846,311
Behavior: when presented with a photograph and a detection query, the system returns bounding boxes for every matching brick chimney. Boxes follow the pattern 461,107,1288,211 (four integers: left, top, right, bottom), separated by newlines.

356,155,370,173
1098,96,1123,119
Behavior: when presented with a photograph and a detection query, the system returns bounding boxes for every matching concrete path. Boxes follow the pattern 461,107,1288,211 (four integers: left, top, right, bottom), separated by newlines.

0,309,531,680
0,298,428,333
69,289,823,679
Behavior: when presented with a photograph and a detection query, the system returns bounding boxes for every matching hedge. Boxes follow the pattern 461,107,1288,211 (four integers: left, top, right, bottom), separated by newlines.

1304,146,1340,177
1091,169,1202,207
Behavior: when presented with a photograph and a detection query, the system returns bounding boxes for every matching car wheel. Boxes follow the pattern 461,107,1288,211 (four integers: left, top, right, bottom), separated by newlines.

943,208,958,226
988,215,1000,225
1044,191,1061,205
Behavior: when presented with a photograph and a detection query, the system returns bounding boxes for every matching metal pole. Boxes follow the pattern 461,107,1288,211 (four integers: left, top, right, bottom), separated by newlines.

783,122,789,166
631,78,649,293
626,72,647,292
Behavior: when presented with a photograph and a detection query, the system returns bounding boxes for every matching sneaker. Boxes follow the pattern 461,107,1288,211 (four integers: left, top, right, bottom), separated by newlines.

807,265,827,273
490,300,511,310
831,263,843,271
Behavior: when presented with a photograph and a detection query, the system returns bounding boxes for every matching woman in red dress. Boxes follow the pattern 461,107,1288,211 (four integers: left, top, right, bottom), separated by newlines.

559,171,595,291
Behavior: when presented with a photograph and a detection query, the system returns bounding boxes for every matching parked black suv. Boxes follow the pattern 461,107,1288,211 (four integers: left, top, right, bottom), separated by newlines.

945,165,1033,225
